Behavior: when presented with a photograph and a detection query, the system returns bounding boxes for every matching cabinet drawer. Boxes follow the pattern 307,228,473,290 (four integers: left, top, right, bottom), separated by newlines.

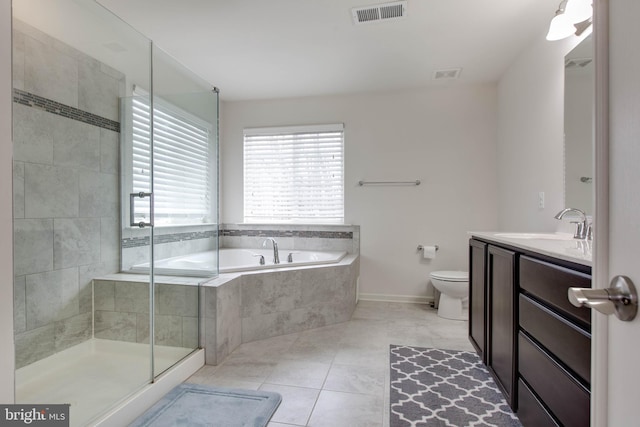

519,256,591,328
519,333,590,427
519,294,591,384
517,379,559,427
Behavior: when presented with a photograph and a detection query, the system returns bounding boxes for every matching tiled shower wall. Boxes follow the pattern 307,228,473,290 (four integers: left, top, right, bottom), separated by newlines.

12,20,124,368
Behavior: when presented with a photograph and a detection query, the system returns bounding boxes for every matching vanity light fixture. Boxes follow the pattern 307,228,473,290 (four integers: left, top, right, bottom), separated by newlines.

546,0,593,41
564,0,593,23
546,3,575,41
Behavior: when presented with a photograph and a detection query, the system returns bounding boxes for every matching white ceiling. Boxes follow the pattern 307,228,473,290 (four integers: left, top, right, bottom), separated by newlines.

96,0,556,101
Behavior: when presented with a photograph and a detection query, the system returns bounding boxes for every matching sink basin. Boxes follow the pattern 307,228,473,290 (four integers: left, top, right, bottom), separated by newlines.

494,232,574,241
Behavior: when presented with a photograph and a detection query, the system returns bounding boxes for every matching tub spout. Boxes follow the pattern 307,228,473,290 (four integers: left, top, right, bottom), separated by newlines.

262,238,280,264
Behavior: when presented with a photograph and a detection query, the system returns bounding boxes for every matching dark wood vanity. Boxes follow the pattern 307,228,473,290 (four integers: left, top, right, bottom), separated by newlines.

469,235,591,427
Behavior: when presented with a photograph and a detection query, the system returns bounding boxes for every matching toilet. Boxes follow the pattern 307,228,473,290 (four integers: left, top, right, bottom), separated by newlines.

429,271,469,320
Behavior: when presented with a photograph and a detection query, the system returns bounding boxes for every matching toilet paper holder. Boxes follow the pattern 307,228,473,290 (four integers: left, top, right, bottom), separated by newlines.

417,245,439,252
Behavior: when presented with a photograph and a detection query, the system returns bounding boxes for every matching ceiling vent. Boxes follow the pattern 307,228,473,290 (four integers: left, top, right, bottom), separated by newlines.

352,1,407,25
433,68,462,80
565,57,593,69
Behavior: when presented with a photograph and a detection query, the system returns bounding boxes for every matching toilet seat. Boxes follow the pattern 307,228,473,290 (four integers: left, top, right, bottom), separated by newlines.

430,271,468,282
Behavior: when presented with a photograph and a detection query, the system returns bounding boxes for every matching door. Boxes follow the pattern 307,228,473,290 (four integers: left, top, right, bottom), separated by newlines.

150,44,216,378
592,0,640,425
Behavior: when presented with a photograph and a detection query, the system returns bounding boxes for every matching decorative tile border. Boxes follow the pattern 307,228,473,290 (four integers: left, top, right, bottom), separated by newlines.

122,230,217,249
123,229,350,249
122,236,150,249
13,89,120,133
220,228,353,239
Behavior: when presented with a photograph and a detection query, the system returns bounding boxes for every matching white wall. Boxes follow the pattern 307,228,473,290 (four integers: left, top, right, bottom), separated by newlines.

221,85,498,300
497,30,588,231
1,0,16,403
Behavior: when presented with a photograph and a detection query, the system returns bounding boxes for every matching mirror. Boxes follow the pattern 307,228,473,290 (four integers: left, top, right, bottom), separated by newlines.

564,33,594,215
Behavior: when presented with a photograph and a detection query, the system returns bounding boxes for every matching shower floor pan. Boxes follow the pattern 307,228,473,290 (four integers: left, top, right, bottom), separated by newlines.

15,339,194,427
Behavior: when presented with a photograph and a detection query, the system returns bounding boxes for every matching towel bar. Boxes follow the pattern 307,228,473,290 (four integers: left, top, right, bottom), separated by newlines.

358,180,420,186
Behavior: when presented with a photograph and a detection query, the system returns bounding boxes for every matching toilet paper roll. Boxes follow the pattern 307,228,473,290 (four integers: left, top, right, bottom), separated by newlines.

422,245,437,259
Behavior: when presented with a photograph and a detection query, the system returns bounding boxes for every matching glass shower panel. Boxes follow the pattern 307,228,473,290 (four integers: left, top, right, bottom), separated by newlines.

12,0,153,425
151,45,218,377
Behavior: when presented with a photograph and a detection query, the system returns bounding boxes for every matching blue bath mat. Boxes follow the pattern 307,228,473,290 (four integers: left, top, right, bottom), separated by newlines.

129,383,281,427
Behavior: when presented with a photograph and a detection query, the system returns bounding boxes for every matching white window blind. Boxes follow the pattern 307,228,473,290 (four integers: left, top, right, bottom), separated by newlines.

244,124,344,223
132,94,212,226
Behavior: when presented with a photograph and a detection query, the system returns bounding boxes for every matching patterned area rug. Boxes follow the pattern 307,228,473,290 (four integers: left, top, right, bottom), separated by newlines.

390,345,521,427
129,383,281,427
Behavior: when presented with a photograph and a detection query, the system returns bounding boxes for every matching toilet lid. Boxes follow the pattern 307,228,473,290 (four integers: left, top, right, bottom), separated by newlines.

430,270,468,282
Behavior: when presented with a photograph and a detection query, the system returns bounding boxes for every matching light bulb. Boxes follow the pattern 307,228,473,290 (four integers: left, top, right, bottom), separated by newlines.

546,12,575,41
565,0,593,24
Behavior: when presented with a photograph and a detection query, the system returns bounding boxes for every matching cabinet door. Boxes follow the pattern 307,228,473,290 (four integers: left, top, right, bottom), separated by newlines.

469,239,487,362
487,245,517,409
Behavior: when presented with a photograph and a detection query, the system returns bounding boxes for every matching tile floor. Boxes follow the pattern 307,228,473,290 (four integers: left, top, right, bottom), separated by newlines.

186,300,473,427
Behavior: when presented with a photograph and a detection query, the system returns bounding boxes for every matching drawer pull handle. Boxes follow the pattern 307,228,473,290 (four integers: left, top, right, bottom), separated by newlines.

568,276,637,321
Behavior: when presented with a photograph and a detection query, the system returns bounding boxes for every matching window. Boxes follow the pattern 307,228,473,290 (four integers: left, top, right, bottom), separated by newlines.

131,93,213,226
243,124,344,223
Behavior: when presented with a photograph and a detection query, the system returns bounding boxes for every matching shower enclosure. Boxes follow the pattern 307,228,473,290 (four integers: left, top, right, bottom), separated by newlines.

11,0,218,425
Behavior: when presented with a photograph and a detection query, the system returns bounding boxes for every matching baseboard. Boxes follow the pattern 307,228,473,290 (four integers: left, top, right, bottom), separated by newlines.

358,293,434,305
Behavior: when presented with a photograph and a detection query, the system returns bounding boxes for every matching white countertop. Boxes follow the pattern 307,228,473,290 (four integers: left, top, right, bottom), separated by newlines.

469,231,592,267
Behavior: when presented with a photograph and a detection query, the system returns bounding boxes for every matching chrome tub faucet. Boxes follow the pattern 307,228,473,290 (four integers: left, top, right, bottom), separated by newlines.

262,238,280,264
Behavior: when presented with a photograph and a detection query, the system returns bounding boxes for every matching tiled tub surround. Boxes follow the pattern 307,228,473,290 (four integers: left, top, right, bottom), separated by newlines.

12,20,125,369
93,253,359,366
220,224,360,255
105,225,359,362
204,225,359,364
122,224,358,276
202,254,359,365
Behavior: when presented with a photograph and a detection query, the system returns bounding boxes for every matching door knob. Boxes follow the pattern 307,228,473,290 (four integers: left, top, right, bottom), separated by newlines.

568,276,638,321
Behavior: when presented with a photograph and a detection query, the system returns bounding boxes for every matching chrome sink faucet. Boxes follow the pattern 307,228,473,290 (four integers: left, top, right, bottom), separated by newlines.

262,238,280,264
554,208,589,239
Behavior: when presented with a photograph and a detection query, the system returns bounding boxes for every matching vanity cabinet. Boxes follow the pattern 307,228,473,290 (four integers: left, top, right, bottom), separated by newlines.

469,239,487,362
518,256,591,427
486,245,517,408
469,237,592,426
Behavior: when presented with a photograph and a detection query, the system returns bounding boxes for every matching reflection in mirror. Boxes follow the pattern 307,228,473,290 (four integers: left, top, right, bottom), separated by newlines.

564,33,594,215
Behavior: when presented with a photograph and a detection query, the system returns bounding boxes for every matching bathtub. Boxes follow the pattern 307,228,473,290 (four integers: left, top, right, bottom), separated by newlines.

125,247,358,365
130,248,347,277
